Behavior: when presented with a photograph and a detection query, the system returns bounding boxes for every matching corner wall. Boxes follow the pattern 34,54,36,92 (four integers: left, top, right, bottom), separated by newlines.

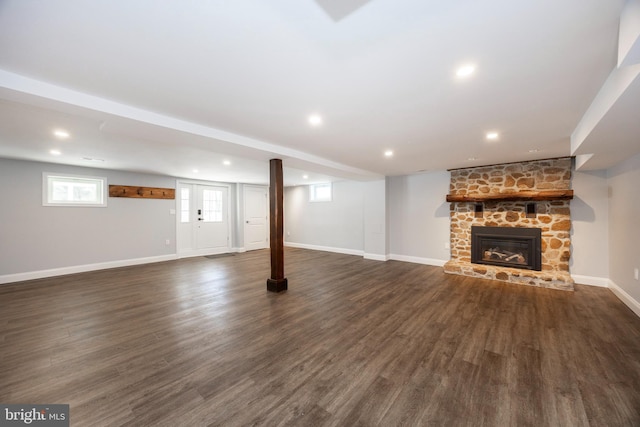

387,172,451,265
570,169,610,286
0,158,177,283
284,181,365,254
607,152,640,315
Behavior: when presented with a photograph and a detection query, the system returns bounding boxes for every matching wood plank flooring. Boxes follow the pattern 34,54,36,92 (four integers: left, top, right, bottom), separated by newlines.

1,248,640,426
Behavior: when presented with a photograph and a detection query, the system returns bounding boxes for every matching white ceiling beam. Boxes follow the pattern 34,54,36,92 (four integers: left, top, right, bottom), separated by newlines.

619,0,640,67
571,0,640,170
571,65,640,154
0,69,382,181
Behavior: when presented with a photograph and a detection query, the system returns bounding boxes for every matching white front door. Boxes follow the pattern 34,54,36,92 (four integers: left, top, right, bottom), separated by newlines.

177,183,230,257
196,185,229,251
244,185,268,251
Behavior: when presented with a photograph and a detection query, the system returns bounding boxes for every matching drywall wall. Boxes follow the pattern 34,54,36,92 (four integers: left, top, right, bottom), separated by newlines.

387,171,451,265
387,169,612,277
282,167,613,284
284,180,364,253
0,158,176,280
607,152,640,312
0,156,609,294
363,179,388,259
570,169,610,284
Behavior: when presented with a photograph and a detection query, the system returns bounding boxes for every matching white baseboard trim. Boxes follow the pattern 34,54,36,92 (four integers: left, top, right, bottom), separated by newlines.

233,247,247,253
608,280,640,318
0,254,178,285
390,254,448,267
363,253,390,261
284,241,364,257
571,274,610,288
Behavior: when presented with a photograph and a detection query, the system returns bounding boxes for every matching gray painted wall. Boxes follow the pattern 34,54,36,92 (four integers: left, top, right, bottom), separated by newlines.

387,171,451,262
283,168,613,284
363,179,387,258
0,158,177,276
571,169,610,281
283,179,391,258
284,181,364,252
608,152,640,304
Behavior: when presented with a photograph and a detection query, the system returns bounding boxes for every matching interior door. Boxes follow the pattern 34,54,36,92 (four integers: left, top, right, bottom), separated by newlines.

244,185,268,251
195,185,229,253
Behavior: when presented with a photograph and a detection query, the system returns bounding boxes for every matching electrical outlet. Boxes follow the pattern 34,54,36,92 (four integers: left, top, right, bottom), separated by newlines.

634,268,639,281
445,242,450,250
165,239,171,246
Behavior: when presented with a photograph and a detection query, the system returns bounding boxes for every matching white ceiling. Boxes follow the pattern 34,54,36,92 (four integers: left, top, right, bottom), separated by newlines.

0,0,636,186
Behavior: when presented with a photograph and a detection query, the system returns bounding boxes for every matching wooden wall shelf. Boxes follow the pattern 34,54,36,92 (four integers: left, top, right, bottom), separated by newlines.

109,185,175,199
446,190,573,203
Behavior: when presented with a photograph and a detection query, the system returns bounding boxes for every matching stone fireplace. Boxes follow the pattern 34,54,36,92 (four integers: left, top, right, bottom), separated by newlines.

443,157,574,291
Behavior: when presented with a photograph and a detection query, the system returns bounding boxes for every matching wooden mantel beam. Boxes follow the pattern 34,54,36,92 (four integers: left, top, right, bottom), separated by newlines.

446,189,574,203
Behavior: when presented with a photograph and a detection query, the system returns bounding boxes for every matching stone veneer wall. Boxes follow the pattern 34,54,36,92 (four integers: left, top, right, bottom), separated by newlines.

443,157,574,291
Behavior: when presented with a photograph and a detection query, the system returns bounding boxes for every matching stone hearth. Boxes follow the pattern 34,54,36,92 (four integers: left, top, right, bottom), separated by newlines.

443,157,574,291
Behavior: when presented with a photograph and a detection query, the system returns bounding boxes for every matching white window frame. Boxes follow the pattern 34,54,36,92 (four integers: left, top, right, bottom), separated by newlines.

201,188,224,223
309,182,332,202
43,172,107,207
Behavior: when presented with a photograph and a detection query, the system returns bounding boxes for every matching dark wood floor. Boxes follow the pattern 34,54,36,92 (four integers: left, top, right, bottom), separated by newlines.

1,248,640,426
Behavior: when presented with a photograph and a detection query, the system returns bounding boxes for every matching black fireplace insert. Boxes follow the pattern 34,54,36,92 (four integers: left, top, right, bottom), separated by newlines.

471,226,542,271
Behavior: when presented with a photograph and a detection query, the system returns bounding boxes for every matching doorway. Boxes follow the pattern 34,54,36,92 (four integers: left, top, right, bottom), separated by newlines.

243,185,269,251
177,182,230,257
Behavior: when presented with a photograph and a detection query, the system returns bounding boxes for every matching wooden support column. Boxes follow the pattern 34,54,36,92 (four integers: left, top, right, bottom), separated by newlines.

267,158,288,292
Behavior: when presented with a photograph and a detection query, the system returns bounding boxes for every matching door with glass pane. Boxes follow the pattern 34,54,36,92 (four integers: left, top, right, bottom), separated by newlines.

177,183,230,257
195,185,228,251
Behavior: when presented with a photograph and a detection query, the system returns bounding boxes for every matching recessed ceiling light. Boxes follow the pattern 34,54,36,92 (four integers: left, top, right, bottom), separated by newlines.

456,64,476,78
50,149,61,156
223,160,231,166
303,175,308,179
467,156,478,161
308,114,323,126
384,150,394,157
193,169,199,173
53,129,70,139
528,149,540,153
486,131,499,140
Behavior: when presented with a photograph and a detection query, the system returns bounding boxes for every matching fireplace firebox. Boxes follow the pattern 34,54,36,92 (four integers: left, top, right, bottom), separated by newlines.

471,226,542,271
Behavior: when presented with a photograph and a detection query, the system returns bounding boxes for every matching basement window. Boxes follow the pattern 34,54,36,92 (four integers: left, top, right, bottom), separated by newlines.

309,183,332,202
43,172,107,207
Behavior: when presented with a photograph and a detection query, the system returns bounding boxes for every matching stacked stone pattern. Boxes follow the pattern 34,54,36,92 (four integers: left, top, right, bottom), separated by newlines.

443,158,574,291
